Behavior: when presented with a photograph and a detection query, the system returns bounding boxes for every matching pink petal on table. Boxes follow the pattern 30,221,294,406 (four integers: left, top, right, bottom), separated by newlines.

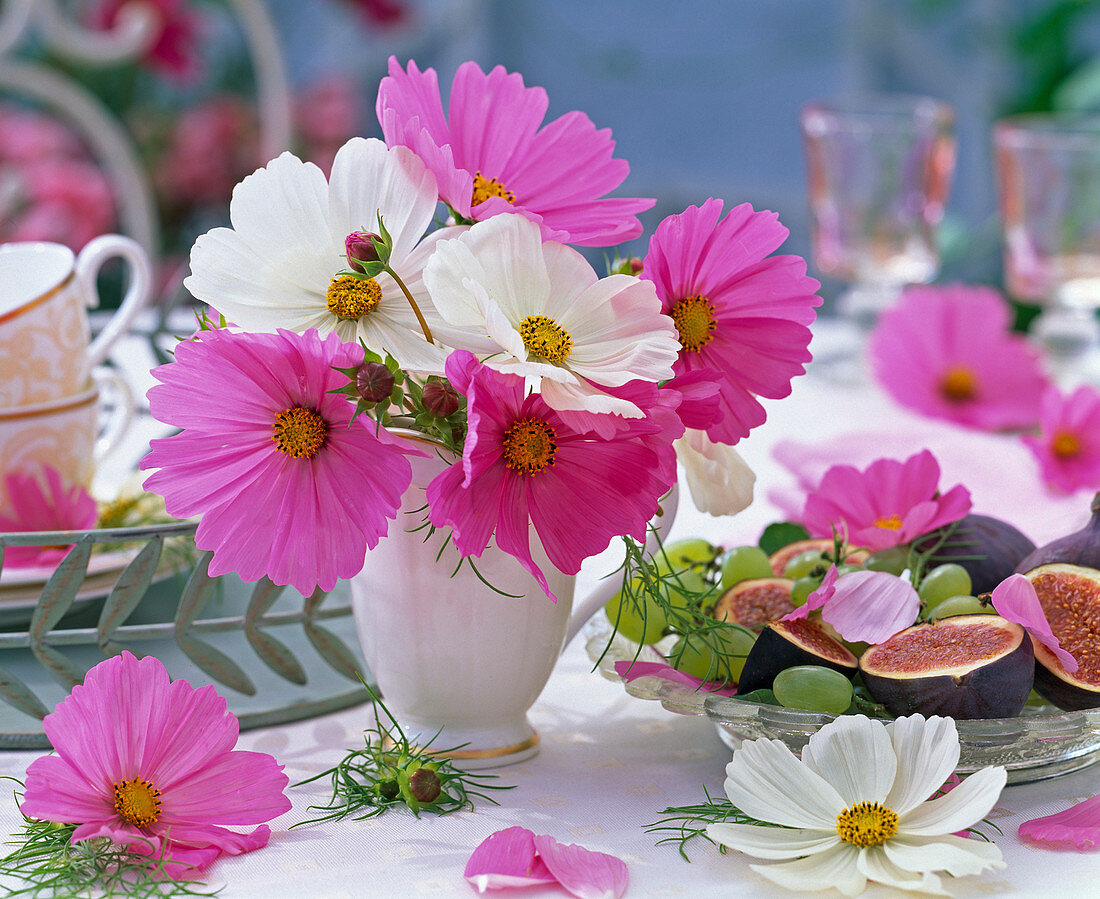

1020,795,1100,850
783,564,839,622
464,826,557,892
532,834,628,899
613,660,737,696
991,574,1078,673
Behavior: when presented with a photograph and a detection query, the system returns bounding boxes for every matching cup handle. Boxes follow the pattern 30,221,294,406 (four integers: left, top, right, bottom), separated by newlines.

91,367,135,464
76,234,153,368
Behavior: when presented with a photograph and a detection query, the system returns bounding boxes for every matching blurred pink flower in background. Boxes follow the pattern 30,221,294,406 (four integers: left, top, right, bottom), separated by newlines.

2,160,116,250
0,467,98,570
870,284,1049,432
0,105,82,162
87,0,204,83
800,449,972,551
1022,385,1100,495
295,76,364,176
156,97,256,207
343,0,410,28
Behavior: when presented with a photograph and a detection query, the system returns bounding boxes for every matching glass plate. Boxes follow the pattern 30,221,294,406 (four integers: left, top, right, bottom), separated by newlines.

583,614,1100,785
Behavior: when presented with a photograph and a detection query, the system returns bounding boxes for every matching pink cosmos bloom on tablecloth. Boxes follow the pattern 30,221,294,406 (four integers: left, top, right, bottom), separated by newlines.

20,652,290,879
0,467,97,569
88,0,204,82
640,198,822,445
990,574,1078,673
426,351,673,601
141,328,422,595
1020,795,1100,850
784,565,921,644
869,284,1048,432
465,826,628,898
377,57,653,246
1022,385,1100,495
800,449,972,552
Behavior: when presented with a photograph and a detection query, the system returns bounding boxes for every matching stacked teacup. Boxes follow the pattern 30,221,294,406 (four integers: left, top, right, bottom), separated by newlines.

0,236,150,516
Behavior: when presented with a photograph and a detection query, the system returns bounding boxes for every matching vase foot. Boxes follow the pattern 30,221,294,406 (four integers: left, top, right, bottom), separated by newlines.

392,719,542,769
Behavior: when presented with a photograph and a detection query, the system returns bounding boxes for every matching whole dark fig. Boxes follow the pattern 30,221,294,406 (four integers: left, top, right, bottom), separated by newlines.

1016,492,1100,574
914,513,1035,594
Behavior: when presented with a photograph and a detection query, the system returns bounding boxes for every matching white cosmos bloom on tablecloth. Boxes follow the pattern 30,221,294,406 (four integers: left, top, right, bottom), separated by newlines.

184,137,462,373
706,714,1006,896
422,213,681,418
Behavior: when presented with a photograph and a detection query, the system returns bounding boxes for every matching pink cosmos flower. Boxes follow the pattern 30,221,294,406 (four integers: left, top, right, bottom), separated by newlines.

869,284,1048,431
990,574,1078,673
465,826,628,898
1020,795,1100,850
1022,385,1100,494
784,565,921,644
377,57,654,246
141,328,422,595
640,198,822,445
20,652,290,878
426,351,674,601
0,467,97,569
800,449,972,552
88,0,204,82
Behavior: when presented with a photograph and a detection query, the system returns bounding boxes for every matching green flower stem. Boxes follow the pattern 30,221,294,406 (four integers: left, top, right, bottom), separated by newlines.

385,266,434,345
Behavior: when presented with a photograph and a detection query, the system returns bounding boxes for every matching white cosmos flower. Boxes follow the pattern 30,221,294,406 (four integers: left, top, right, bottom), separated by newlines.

706,714,1006,897
422,213,680,418
184,137,462,373
675,429,755,517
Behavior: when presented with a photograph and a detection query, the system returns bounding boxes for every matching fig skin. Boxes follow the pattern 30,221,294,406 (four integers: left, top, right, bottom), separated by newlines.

1016,493,1100,574
1032,640,1100,710
712,578,794,632
914,513,1035,594
859,616,1034,720
736,618,858,695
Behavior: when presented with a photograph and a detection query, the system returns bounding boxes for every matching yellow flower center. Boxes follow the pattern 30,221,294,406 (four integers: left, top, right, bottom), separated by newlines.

472,172,515,207
939,365,978,402
502,417,557,475
113,777,162,827
836,801,899,848
326,275,382,320
669,295,717,352
1052,430,1082,459
273,407,328,459
874,514,903,531
519,315,574,364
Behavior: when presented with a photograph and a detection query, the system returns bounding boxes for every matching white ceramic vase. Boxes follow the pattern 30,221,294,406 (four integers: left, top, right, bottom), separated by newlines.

349,449,575,768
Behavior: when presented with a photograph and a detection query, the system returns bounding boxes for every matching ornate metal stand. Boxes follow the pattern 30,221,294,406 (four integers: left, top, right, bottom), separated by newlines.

0,524,370,749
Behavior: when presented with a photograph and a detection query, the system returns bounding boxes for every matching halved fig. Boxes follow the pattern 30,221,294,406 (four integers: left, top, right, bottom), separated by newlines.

767,539,869,577
736,617,858,695
1024,563,1100,710
859,615,1033,719
712,578,795,632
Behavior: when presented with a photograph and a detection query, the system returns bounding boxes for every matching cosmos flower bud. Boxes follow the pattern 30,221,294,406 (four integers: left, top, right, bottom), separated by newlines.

422,380,460,417
345,231,383,272
356,361,395,403
408,766,442,803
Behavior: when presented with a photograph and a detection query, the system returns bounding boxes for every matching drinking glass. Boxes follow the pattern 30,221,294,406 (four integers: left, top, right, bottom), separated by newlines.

800,94,956,340
995,114,1100,384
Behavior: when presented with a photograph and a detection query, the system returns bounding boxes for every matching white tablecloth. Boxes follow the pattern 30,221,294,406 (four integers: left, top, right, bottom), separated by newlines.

3,321,1100,897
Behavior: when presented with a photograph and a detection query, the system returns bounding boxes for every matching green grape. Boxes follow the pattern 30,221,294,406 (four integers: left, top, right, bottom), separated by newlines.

864,546,909,575
773,665,854,715
833,563,863,577
926,594,994,620
658,538,719,573
783,549,829,580
918,564,973,609
790,575,823,607
604,587,668,644
720,545,773,589
668,625,756,683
